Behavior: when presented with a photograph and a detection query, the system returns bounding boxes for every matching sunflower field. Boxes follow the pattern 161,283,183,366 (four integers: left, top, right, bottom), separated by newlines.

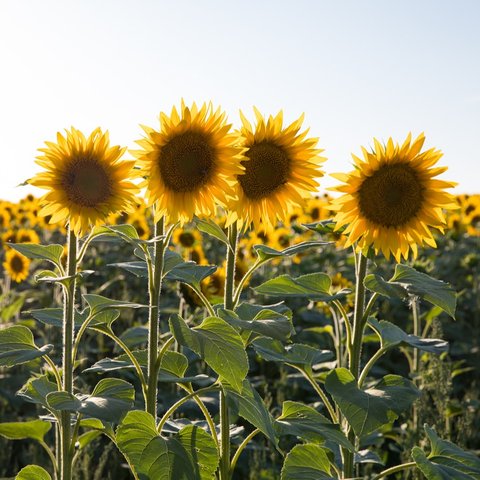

0,103,479,480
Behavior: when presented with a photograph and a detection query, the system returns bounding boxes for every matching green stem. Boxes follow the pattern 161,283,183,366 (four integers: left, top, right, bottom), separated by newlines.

362,292,379,323
229,428,260,475
39,439,59,478
358,347,387,388
344,252,368,479
333,300,353,361
372,461,416,479
232,258,265,309
44,355,62,390
101,328,148,401
412,296,421,435
61,226,77,480
179,384,220,450
219,222,238,480
156,385,220,433
188,284,216,316
297,367,338,423
146,217,165,420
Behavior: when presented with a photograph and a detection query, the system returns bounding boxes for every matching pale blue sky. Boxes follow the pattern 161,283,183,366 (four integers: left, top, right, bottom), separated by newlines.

1,0,479,201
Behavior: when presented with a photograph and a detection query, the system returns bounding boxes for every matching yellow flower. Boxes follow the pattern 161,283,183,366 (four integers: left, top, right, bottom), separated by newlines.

331,133,457,261
3,249,30,283
189,246,207,265
0,206,11,230
228,109,325,230
202,265,226,300
2,229,17,245
16,228,40,244
133,101,244,224
28,127,139,236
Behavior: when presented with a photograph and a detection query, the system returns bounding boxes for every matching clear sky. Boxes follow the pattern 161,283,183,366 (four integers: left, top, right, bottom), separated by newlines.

1,0,479,201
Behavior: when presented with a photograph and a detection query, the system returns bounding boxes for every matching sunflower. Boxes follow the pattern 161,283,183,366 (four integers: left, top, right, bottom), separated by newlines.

28,127,139,236
0,206,11,230
173,227,202,249
16,228,40,244
331,133,457,261
228,109,325,230
3,249,30,283
133,101,245,224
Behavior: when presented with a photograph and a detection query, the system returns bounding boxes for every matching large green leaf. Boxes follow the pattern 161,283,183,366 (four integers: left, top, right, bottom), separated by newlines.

412,425,480,479
9,243,63,268
116,411,219,480
253,241,329,261
27,307,87,328
47,378,135,423
165,263,217,290
83,294,146,317
364,264,456,319
254,273,350,302
252,337,333,373
17,375,58,409
107,224,164,245
16,465,52,480
218,308,293,343
0,325,53,367
368,318,448,354
325,368,420,437
0,419,51,442
275,401,353,451
194,217,230,249
281,444,335,480
109,261,148,278
224,379,277,446
169,315,248,392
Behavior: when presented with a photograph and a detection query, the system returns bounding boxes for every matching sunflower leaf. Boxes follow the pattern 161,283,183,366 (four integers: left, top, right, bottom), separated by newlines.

253,241,329,261
165,263,217,290
281,444,335,480
15,465,52,480
0,325,53,367
195,217,231,250
0,419,51,442
169,315,248,392
325,368,420,437
254,273,350,302
9,243,64,269
368,318,449,354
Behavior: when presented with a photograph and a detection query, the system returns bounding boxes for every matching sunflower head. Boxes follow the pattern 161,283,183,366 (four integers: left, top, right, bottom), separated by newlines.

227,109,325,230
28,127,139,236
3,249,30,283
331,133,457,261
16,228,40,244
173,227,202,249
133,101,245,224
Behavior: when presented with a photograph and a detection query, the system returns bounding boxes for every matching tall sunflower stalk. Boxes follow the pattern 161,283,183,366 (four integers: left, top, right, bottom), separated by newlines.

27,127,138,479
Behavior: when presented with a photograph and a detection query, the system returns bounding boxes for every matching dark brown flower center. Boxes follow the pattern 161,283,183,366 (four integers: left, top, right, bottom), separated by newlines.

239,142,291,200
358,163,424,227
11,255,24,273
159,131,215,192
62,157,112,207
179,231,196,248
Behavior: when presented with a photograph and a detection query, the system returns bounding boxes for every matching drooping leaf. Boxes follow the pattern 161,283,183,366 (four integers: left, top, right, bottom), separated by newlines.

325,368,420,437
235,302,292,320
118,326,149,348
107,224,164,245
16,465,52,480
83,294,147,317
218,308,293,342
224,379,277,446
0,325,53,367
9,243,63,268
302,219,346,235
27,307,87,329
47,379,135,423
109,261,148,278
364,265,456,319
253,241,329,261
165,263,217,290
194,217,230,249
252,337,333,373
169,315,248,392
281,443,335,480
254,273,350,302
368,318,448,354
17,375,58,409
275,401,353,451
0,419,51,442
412,425,480,479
